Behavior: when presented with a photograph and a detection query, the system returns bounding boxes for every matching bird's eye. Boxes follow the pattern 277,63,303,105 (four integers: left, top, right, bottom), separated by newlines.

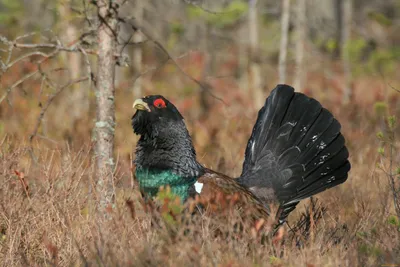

153,98,166,108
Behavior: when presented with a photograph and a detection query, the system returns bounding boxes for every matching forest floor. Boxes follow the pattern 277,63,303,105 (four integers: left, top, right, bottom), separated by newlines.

1,60,400,266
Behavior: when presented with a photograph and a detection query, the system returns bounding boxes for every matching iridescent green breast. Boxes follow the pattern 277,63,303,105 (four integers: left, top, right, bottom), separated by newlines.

135,168,197,202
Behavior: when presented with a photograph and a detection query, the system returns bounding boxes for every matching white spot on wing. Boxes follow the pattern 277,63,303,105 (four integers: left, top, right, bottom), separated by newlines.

194,181,203,194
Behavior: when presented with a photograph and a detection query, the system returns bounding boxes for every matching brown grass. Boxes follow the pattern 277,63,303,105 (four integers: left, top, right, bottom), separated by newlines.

1,59,400,266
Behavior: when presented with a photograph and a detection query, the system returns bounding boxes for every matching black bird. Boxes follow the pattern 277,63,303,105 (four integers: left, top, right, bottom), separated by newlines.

131,84,351,223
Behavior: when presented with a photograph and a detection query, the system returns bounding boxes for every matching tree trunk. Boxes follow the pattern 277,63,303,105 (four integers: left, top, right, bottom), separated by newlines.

279,0,290,84
248,0,263,107
199,23,213,120
132,0,144,99
341,0,352,104
293,0,306,92
334,0,343,59
237,22,247,89
58,3,88,140
95,0,119,214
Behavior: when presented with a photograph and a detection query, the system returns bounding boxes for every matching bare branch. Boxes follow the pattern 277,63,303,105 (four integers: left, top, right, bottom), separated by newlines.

29,76,89,144
79,46,93,91
133,57,169,85
0,48,60,105
182,0,232,15
1,34,124,69
12,42,122,59
6,51,49,69
388,83,400,93
0,71,37,105
0,31,126,105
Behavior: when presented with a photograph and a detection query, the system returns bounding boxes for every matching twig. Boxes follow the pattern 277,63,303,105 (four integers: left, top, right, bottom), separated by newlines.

388,137,400,218
1,34,123,64
388,83,400,93
13,42,122,58
0,71,37,105
28,76,89,163
79,46,93,91
0,47,61,105
6,51,49,69
182,0,231,15
29,76,89,144
0,33,122,105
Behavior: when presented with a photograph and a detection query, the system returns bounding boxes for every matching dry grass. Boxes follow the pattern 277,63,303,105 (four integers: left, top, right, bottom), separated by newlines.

1,61,400,266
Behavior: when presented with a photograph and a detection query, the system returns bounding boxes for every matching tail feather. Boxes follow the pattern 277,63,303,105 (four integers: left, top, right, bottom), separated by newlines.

237,84,350,223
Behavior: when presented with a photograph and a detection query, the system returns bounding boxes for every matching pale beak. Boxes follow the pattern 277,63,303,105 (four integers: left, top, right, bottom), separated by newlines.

133,98,150,112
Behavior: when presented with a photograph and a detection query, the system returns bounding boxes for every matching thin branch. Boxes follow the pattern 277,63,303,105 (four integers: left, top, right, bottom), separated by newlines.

0,33,124,105
78,46,93,91
388,83,400,93
133,49,195,84
29,76,89,144
124,40,149,46
182,0,232,15
95,0,120,40
0,48,60,105
13,42,121,57
6,51,49,69
1,35,122,62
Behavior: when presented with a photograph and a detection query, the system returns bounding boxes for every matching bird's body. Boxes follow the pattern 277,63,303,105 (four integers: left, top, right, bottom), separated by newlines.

132,85,351,224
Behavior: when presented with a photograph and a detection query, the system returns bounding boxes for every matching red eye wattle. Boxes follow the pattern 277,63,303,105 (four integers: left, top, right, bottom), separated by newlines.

153,98,166,108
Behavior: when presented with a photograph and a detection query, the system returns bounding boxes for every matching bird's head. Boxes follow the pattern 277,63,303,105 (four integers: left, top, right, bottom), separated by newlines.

131,95,202,181
131,95,184,137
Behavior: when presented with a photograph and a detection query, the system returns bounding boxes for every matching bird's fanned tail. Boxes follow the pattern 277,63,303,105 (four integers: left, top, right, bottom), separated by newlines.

237,84,351,223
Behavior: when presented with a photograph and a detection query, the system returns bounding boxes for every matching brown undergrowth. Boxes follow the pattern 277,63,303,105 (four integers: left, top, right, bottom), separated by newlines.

1,98,399,266
1,62,400,265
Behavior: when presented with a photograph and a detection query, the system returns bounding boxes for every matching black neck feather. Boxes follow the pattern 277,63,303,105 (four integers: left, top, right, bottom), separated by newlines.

134,119,204,178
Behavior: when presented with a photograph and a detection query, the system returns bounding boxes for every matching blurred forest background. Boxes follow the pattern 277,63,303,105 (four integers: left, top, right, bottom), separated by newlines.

1,0,400,266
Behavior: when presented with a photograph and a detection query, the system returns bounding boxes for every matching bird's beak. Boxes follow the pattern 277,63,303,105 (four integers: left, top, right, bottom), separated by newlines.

133,98,150,112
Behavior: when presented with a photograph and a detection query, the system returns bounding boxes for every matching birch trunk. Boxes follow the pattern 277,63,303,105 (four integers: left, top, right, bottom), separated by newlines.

293,0,306,92
341,0,352,104
132,0,144,99
279,0,290,84
95,0,119,214
58,3,88,133
248,0,263,107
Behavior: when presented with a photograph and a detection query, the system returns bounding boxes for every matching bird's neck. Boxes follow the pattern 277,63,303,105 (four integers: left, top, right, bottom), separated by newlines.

134,119,203,201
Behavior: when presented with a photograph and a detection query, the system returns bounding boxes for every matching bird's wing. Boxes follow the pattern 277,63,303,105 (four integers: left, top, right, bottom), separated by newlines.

194,168,272,220
237,84,351,224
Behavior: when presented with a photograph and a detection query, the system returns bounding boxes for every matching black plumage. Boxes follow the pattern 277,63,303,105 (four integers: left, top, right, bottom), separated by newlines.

237,85,350,223
132,84,351,224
